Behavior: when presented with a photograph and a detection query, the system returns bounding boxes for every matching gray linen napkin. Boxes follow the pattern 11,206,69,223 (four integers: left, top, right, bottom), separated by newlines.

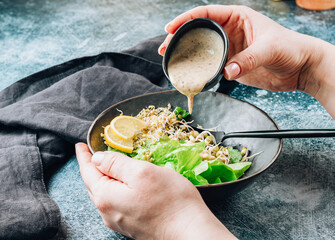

0,35,168,239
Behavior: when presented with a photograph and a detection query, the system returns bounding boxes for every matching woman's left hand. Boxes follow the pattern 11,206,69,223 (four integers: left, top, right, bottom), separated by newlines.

75,142,236,240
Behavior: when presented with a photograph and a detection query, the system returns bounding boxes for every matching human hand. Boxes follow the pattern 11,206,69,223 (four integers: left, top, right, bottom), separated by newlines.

159,5,335,118
159,5,318,93
75,143,237,240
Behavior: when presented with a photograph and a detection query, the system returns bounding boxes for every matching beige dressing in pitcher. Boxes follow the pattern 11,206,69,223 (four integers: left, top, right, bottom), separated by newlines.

168,28,224,113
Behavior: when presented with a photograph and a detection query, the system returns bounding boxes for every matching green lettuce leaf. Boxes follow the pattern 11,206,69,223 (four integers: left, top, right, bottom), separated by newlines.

150,138,181,165
109,136,251,185
194,159,251,183
183,170,209,185
164,161,177,171
176,149,202,174
227,162,252,180
150,138,205,166
228,146,242,163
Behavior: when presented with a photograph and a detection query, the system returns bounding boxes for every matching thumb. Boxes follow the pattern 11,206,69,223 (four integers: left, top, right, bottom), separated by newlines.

91,151,148,183
224,41,268,80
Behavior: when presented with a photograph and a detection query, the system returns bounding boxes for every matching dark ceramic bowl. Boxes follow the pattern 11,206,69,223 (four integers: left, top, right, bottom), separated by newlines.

162,18,229,92
87,91,282,202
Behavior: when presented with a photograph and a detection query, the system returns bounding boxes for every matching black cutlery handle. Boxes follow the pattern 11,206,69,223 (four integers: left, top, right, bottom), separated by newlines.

222,129,335,141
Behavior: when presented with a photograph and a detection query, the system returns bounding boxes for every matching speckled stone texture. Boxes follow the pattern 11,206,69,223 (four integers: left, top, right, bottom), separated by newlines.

1,0,334,239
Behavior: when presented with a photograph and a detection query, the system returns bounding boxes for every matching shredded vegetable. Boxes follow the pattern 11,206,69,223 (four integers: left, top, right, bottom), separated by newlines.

105,105,253,185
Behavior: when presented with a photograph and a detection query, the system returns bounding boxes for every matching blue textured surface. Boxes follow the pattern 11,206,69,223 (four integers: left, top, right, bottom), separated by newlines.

1,0,334,239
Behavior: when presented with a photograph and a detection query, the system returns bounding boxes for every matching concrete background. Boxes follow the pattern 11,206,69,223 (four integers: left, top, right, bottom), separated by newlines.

1,0,334,239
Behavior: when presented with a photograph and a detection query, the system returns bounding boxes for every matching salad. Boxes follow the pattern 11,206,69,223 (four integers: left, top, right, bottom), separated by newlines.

102,105,252,185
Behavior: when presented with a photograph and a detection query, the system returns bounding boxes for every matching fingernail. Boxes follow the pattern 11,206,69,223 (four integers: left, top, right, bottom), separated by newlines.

159,46,166,56
224,63,240,80
92,152,104,166
75,143,81,152
164,22,171,32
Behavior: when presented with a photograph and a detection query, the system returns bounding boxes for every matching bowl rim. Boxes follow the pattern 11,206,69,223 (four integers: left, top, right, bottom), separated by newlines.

162,18,230,92
87,90,283,188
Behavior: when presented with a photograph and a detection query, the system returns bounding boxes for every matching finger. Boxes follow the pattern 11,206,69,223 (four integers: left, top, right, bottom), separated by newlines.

224,40,268,80
165,5,234,34
75,142,104,193
91,151,151,184
158,33,173,56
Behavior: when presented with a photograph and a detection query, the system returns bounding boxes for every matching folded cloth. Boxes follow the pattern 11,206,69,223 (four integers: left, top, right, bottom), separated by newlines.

0,35,168,239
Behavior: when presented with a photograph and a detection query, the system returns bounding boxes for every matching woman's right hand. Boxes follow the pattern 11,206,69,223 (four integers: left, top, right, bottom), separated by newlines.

159,5,335,118
158,5,310,92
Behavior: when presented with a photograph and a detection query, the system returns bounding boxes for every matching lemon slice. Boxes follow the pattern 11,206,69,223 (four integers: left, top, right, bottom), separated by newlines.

104,125,133,153
110,115,148,140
